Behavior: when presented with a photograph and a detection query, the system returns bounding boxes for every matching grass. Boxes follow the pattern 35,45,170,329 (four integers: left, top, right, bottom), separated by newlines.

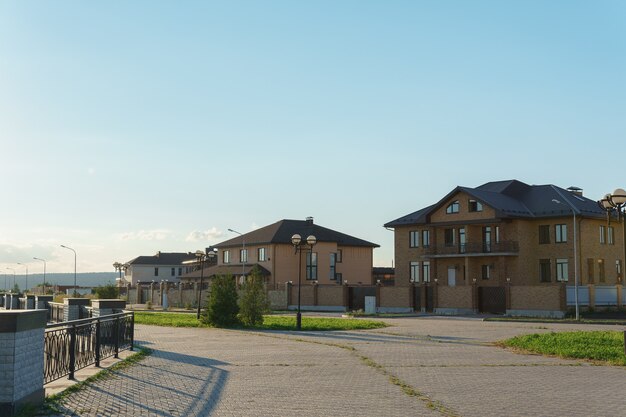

486,317,626,325
134,311,387,331
501,331,626,365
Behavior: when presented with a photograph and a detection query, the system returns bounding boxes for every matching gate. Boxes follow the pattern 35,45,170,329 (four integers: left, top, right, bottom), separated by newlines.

413,285,434,312
478,287,506,314
349,286,376,311
413,286,421,311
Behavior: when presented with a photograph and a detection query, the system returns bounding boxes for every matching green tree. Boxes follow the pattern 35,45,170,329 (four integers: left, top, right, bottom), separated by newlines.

93,282,119,299
202,274,239,327
12,283,20,293
238,267,269,327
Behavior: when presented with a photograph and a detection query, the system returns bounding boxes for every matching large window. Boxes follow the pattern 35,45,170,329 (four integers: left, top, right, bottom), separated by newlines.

410,262,419,283
422,230,430,247
409,231,419,248
446,201,460,214
608,227,615,245
422,261,431,283
154,267,159,277
539,225,550,244
481,264,491,280
483,226,492,252
540,259,551,282
306,252,317,280
329,253,337,280
240,249,248,263
469,199,483,212
258,247,267,262
444,229,456,247
556,259,569,281
600,226,606,244
555,224,567,243
171,267,175,276
223,250,230,264
459,228,466,253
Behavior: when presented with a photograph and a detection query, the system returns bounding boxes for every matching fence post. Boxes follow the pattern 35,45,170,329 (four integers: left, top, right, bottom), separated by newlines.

95,319,101,367
114,317,120,359
69,323,76,380
130,312,135,351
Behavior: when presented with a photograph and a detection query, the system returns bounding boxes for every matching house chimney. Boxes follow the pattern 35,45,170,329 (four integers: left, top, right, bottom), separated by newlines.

567,186,583,197
306,216,314,225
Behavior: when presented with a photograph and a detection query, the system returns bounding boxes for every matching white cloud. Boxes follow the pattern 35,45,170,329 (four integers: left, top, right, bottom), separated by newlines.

185,227,224,242
119,230,170,241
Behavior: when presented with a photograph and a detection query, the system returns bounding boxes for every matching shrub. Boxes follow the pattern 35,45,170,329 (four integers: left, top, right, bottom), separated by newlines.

146,300,153,310
238,267,269,326
202,274,239,327
93,282,119,299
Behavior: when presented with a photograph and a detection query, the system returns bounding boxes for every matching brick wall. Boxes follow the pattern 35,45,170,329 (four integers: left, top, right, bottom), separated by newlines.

438,286,473,309
379,287,411,308
510,285,561,310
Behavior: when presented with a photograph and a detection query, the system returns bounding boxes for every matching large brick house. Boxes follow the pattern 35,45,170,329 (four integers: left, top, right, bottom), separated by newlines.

384,180,624,317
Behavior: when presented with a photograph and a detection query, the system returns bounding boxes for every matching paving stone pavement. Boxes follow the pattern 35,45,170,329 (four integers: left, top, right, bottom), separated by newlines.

50,317,626,417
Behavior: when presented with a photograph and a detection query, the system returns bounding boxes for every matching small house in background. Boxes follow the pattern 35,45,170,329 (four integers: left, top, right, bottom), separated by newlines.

123,251,202,285
372,267,395,286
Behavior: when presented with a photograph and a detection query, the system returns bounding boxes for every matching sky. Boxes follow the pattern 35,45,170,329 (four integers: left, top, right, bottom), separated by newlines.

1,1,625,276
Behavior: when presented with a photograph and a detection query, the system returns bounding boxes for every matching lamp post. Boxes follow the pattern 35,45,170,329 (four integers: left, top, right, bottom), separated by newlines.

291,233,317,331
17,263,28,293
598,188,626,284
552,198,579,321
33,257,46,294
6,267,16,291
61,245,77,296
228,228,246,281
195,249,217,319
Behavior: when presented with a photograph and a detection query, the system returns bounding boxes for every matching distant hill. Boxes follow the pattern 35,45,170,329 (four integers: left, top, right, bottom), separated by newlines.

18,272,118,288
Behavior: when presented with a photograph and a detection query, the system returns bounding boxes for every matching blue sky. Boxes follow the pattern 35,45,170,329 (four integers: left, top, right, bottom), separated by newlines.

1,1,625,274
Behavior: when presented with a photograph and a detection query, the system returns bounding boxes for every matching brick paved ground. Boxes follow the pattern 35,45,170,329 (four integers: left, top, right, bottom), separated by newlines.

51,317,626,417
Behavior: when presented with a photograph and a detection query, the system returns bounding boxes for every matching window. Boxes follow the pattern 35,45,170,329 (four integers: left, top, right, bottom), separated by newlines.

608,227,615,245
154,267,159,277
306,252,317,280
481,264,491,280
336,249,343,263
556,259,569,281
329,253,336,280
410,262,419,283
495,226,501,243
483,226,492,252
240,249,248,263
335,273,343,284
587,258,594,283
444,229,456,247
446,201,460,214
409,231,419,248
459,228,466,253
469,199,483,212
555,224,567,243
539,225,550,244
540,259,551,282
598,259,605,283
258,247,267,262
422,261,431,282
223,250,230,264
422,230,430,247
171,267,175,276
178,267,182,276
600,226,606,244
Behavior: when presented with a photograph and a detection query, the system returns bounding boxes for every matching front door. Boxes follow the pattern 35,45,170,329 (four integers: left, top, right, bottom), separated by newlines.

447,267,456,287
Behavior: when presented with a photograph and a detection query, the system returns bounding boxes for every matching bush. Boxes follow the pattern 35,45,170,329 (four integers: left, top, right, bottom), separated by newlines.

202,275,239,327
238,267,269,326
146,300,153,310
93,282,119,299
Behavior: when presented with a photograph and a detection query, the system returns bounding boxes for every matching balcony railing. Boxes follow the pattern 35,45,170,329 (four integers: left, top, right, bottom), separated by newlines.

423,240,519,256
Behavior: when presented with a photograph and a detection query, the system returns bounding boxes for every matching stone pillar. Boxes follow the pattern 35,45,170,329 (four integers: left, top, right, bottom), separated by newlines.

617,284,623,309
420,283,427,313
433,281,439,310
471,280,478,313
35,295,53,311
9,294,21,310
313,283,318,306
408,285,415,310
25,295,36,310
92,299,126,317
0,310,47,416
342,284,349,310
63,298,89,322
0,293,4,308
505,281,511,310
559,283,567,312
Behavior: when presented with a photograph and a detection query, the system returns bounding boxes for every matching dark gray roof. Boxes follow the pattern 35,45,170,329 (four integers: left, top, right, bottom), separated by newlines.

216,219,379,248
127,252,197,266
385,180,606,227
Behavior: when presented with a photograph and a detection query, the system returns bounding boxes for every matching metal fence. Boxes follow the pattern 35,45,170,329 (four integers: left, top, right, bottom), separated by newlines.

44,312,134,384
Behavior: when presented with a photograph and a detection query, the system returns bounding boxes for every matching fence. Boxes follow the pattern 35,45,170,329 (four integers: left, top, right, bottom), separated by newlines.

44,312,134,384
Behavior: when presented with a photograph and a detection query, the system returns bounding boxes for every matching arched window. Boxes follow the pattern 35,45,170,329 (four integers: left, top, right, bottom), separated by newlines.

446,201,460,214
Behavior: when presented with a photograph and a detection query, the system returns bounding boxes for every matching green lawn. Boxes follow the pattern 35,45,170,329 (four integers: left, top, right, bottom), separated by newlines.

501,331,626,365
134,312,387,331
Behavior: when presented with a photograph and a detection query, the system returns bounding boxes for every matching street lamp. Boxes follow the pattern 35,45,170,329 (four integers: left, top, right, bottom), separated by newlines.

17,263,28,293
228,228,246,281
598,188,626,285
61,245,77,296
291,233,317,331
552,198,580,321
6,267,16,291
195,249,217,319
33,257,46,294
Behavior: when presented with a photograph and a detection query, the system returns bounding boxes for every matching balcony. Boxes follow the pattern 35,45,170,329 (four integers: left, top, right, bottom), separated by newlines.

423,241,519,258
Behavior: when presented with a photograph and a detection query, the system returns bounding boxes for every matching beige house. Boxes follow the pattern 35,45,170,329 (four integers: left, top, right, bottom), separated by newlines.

181,217,379,287
124,252,198,285
385,180,625,317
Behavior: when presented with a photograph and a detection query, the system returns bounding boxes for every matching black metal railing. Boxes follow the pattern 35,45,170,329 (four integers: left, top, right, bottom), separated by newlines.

44,311,134,384
423,240,519,256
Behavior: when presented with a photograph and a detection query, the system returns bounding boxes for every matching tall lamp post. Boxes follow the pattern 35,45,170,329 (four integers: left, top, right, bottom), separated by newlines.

228,228,246,281
33,257,46,294
17,263,28,294
195,249,216,319
6,267,16,291
552,198,580,321
598,188,626,282
61,245,77,296
291,233,317,331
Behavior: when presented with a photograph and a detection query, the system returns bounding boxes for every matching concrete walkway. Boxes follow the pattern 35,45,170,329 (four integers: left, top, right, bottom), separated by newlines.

50,318,626,417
